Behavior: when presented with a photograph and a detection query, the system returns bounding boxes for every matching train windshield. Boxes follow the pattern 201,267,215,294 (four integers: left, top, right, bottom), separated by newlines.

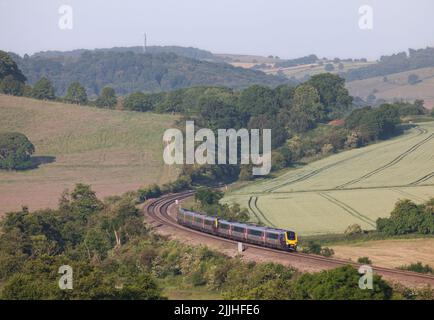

286,231,296,240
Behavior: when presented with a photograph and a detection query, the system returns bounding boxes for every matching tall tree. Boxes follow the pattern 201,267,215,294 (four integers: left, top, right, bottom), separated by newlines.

307,73,353,118
0,50,26,83
31,77,56,100
0,132,35,170
288,84,325,132
0,75,24,96
65,81,87,105
95,87,117,108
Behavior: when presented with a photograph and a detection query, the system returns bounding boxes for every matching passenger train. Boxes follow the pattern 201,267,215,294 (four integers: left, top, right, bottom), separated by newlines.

177,208,298,251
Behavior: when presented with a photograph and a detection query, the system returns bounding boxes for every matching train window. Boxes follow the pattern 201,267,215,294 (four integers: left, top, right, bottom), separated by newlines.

286,231,296,240
233,226,245,233
205,219,214,225
248,229,263,237
266,233,278,239
219,223,229,229
194,217,202,223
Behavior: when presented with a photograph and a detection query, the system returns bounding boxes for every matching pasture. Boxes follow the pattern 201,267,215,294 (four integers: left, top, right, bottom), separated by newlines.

222,122,434,235
0,94,179,214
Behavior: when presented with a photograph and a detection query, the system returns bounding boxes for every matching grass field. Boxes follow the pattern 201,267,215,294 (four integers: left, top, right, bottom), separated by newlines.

0,94,179,214
222,122,434,235
346,66,434,109
263,61,375,79
331,238,434,268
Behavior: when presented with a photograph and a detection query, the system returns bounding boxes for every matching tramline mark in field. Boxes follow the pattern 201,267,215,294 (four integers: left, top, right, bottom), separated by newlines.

222,122,434,235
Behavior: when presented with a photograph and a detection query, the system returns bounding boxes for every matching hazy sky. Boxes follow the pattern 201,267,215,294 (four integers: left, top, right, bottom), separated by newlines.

1,0,433,59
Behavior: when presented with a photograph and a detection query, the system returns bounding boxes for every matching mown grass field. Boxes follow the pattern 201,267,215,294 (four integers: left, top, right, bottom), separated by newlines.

0,94,179,214
222,122,434,235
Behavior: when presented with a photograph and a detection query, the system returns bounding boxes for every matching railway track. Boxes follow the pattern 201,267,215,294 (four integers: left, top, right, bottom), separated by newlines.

144,191,434,287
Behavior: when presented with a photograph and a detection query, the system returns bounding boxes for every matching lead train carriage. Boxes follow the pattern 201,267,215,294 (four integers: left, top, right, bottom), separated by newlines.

177,208,298,251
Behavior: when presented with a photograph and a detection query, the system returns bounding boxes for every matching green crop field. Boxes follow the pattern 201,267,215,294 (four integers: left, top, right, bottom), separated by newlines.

222,122,434,236
0,94,179,214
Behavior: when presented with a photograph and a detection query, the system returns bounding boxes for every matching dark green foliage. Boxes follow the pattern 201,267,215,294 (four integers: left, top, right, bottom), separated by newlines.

291,265,393,300
358,257,372,265
195,187,223,206
0,50,26,83
287,84,325,132
64,81,87,104
192,187,249,222
31,77,56,100
302,241,334,257
345,104,400,143
0,75,24,96
95,87,117,108
123,91,162,112
307,73,353,118
274,54,318,68
0,51,26,96
0,132,35,170
137,184,162,202
398,262,433,274
222,262,295,299
14,51,286,96
376,198,434,236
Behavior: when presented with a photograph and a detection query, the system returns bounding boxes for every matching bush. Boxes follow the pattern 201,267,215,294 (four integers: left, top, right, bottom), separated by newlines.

345,224,363,235
398,262,433,274
358,257,372,265
0,132,35,170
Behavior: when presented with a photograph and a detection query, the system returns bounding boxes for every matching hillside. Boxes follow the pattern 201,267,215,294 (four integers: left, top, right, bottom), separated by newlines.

222,122,434,235
0,94,179,214
11,50,287,97
346,67,434,109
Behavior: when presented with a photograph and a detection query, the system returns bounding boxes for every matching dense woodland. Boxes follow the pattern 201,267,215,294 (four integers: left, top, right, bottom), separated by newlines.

9,50,287,96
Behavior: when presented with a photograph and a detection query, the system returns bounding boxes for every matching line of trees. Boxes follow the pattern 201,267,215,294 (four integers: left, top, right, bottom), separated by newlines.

376,198,434,236
0,50,117,108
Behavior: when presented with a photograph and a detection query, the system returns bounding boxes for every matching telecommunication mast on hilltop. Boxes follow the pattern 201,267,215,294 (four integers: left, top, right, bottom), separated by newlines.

143,33,147,53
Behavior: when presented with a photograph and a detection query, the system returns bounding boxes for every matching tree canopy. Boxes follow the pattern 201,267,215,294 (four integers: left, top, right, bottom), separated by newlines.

0,132,35,170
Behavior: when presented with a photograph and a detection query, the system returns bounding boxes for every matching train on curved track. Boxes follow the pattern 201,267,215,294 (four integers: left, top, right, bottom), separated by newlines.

177,208,298,251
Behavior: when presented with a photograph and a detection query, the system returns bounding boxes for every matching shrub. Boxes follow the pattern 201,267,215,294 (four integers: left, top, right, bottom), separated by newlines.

398,262,433,274
358,257,372,265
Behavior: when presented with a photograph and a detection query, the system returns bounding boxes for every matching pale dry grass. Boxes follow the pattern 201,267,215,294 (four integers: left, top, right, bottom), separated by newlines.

0,95,179,214
331,238,434,268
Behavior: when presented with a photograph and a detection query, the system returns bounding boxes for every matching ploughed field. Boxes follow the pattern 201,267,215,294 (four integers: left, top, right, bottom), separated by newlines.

0,95,179,214
222,122,434,235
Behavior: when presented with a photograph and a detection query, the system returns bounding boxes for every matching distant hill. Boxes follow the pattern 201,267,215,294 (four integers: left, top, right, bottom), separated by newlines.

346,66,434,109
10,48,287,96
31,45,218,62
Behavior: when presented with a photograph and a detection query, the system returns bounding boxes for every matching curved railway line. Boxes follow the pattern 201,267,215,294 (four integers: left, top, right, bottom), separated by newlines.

145,191,434,288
